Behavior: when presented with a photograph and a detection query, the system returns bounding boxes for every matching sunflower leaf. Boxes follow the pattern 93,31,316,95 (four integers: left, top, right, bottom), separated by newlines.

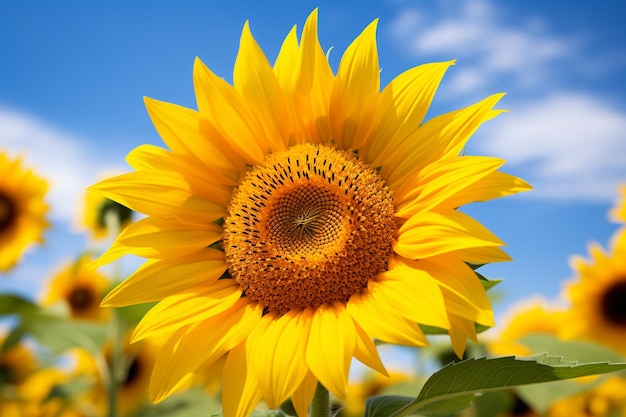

380,354,626,417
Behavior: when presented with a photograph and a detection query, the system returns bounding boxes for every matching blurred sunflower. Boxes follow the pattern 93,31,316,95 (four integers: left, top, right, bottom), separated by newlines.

109,335,158,417
83,184,134,240
335,370,411,417
41,254,110,322
548,376,626,417
71,333,158,417
486,297,566,357
561,227,626,355
92,9,530,416
0,151,49,272
609,184,626,223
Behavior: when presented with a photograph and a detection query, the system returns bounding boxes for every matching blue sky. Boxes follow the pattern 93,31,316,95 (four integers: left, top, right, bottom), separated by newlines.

1,0,626,320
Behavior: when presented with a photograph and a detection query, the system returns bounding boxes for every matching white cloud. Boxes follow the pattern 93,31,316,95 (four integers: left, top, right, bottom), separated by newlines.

389,0,626,202
390,0,569,96
0,108,126,223
477,93,626,201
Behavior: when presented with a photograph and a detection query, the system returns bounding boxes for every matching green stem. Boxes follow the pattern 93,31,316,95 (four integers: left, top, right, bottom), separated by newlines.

310,382,330,417
107,310,122,417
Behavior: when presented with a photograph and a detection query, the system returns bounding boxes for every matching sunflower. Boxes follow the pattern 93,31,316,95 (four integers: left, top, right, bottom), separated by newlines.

83,180,134,240
41,254,110,322
486,297,566,357
0,151,49,272
92,9,530,416
548,376,626,417
111,334,159,417
561,227,626,355
70,333,158,417
609,184,626,224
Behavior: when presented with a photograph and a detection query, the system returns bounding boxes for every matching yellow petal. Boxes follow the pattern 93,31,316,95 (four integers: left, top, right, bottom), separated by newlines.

89,171,226,224
248,309,311,409
273,25,305,146
348,290,429,347
418,256,495,327
143,97,246,183
126,144,234,207
363,60,455,163
235,21,290,152
101,249,226,307
92,217,222,268
150,300,262,403
274,25,299,87
394,210,504,260
353,323,388,376
291,371,319,417
441,171,532,209
222,343,263,417
292,8,333,143
305,302,356,400
445,246,512,265
132,279,242,342
381,93,505,187
330,19,380,150
447,313,479,359
193,57,266,164
378,263,451,330
394,156,505,218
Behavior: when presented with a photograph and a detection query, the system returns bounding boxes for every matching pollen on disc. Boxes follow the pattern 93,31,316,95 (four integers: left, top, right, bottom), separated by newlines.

223,143,395,315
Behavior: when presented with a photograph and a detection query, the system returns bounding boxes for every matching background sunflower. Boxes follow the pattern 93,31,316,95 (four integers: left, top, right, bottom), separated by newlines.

0,152,49,272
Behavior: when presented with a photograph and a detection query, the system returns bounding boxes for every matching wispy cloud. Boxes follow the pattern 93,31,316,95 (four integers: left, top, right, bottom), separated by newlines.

0,107,126,223
389,0,570,97
389,0,626,201
478,93,626,201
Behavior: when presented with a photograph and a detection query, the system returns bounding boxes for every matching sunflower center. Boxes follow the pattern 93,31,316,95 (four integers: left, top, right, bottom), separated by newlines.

223,143,395,315
0,191,17,233
124,356,142,387
599,279,626,326
68,286,96,313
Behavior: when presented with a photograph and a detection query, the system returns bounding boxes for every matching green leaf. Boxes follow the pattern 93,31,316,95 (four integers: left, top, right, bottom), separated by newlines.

513,334,626,412
0,294,108,354
475,273,502,291
19,312,108,354
365,396,414,417
134,388,221,417
519,334,626,363
385,354,626,417
0,294,39,316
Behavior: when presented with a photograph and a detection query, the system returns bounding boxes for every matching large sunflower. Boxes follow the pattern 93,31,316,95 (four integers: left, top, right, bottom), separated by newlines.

561,227,626,355
0,151,49,272
93,10,530,416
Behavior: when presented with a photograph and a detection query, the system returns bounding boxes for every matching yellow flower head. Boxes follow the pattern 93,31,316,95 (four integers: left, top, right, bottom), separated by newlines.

486,297,566,357
609,184,626,223
71,333,159,417
548,376,626,417
0,151,49,272
41,254,110,322
92,10,530,416
561,227,626,355
0,334,38,387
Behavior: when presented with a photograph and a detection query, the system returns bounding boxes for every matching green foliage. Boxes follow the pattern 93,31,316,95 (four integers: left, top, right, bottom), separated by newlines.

365,354,626,417
0,294,107,354
514,334,626,412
